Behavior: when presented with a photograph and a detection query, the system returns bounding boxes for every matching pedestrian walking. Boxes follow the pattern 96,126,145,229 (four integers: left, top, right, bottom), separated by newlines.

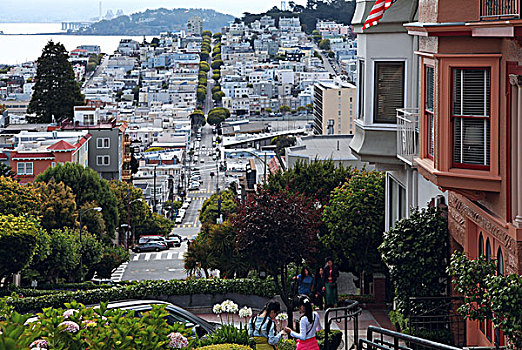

312,267,325,310
248,301,285,350
295,267,314,297
324,257,339,308
284,295,322,350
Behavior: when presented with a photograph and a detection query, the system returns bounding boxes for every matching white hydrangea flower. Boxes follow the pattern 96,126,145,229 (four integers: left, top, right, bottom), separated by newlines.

167,332,189,349
238,306,252,318
62,309,78,318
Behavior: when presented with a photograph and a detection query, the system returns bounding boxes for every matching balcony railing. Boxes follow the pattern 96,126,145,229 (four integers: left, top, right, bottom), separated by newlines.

480,0,520,20
396,108,419,166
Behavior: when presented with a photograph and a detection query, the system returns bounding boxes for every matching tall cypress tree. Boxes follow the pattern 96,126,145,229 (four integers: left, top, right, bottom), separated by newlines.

28,41,85,123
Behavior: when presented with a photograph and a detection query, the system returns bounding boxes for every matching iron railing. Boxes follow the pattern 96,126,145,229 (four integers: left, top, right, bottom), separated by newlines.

396,108,419,166
359,326,463,350
324,301,362,350
480,0,520,20
407,297,466,348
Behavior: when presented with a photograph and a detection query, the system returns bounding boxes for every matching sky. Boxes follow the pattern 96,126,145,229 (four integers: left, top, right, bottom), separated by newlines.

0,0,308,21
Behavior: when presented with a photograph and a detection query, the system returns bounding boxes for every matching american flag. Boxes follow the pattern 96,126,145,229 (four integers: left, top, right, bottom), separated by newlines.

362,0,397,30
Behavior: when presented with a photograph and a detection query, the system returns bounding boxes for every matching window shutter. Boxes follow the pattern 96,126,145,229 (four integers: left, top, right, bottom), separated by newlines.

374,62,404,123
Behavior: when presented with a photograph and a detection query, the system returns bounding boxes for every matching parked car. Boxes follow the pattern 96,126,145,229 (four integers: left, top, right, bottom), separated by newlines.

175,216,183,224
104,300,218,337
139,236,170,247
166,236,181,248
132,242,167,253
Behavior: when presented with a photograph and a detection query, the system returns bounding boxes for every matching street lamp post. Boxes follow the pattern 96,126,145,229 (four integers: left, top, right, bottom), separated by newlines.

78,206,102,279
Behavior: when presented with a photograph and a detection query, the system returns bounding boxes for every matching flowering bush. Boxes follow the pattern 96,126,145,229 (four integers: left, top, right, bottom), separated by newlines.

168,332,189,348
0,301,192,349
58,320,80,333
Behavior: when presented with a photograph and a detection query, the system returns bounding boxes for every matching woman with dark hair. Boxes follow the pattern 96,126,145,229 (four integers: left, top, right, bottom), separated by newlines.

295,267,314,296
312,267,325,310
284,295,322,350
324,257,339,308
248,301,285,350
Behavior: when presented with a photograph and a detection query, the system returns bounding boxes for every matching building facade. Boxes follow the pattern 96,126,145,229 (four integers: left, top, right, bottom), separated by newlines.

313,80,356,135
405,0,522,346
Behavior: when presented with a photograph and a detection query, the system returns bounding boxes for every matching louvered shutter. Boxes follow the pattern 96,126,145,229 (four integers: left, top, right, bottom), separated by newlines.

452,69,490,167
374,62,404,123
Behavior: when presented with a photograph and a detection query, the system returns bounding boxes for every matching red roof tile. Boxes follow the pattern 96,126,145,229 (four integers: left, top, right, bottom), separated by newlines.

47,140,76,151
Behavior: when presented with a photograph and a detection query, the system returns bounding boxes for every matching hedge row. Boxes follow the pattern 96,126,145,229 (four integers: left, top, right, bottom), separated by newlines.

5,278,277,313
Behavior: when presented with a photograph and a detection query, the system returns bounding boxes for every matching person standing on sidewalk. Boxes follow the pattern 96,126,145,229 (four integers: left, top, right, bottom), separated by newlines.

284,295,322,350
312,267,325,310
324,257,339,308
248,301,285,350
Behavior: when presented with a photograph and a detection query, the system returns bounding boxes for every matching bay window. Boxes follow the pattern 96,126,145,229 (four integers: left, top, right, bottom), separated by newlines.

425,66,435,158
452,68,490,169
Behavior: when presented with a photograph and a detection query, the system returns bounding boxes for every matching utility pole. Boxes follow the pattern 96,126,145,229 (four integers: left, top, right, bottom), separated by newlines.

127,188,131,249
153,165,157,213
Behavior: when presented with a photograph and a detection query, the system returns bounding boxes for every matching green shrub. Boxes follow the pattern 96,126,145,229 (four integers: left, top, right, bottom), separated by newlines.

278,339,296,350
0,301,191,349
196,344,252,350
316,329,342,350
6,278,277,313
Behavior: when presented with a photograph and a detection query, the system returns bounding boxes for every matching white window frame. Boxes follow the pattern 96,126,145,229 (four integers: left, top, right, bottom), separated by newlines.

97,138,110,149
17,162,33,175
96,155,110,166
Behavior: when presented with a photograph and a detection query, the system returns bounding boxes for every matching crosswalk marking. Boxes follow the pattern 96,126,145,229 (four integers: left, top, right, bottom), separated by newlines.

174,223,202,228
130,251,186,262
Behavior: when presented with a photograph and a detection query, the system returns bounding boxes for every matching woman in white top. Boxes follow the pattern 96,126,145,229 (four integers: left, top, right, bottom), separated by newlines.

284,295,322,350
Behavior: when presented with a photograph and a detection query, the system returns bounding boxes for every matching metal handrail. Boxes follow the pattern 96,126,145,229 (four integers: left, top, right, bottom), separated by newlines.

360,326,462,350
324,301,362,350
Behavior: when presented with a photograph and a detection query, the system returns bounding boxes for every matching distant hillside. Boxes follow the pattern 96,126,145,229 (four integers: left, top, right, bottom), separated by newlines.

80,8,235,35
242,0,356,33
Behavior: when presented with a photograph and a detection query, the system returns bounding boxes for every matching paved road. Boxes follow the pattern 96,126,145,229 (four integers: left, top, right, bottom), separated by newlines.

313,44,338,76
120,124,219,281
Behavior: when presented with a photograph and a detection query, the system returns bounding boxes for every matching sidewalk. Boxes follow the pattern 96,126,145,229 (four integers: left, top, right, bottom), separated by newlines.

196,306,394,348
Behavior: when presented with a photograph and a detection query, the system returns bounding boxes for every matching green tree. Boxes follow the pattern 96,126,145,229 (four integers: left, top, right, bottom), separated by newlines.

206,107,230,126
318,39,331,50
27,41,85,123
211,60,223,70
265,107,272,114
79,201,106,241
197,87,207,103
135,212,174,238
0,164,14,178
379,207,449,314
199,189,237,225
321,170,385,279
279,105,291,114
184,233,211,278
93,245,130,279
213,32,222,39
36,179,78,232
448,252,522,348
234,189,321,326
35,163,119,238
265,160,355,204
109,180,149,243
306,103,313,113
0,215,41,283
212,91,225,102
198,222,251,278
202,30,212,37
31,227,81,283
79,231,104,280
189,109,206,130
86,61,97,72
200,51,209,61
199,61,210,72
212,73,220,81
0,176,40,216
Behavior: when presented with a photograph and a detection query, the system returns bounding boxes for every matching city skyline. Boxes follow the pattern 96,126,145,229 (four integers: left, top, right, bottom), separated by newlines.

0,0,308,21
